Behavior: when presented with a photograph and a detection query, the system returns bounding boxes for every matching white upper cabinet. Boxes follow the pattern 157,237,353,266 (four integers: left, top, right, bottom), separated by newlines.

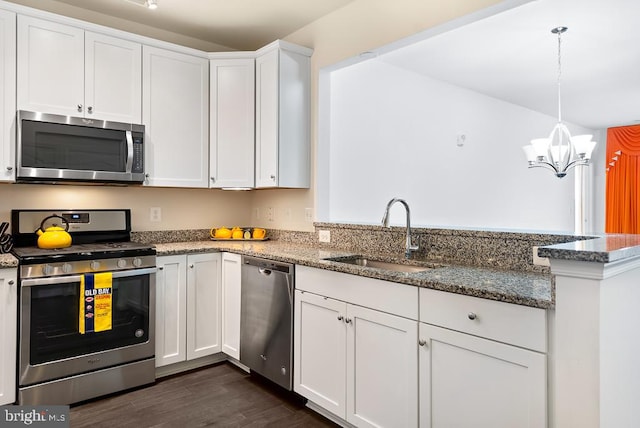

255,41,312,188
209,55,255,189
0,9,15,182
84,32,141,123
17,15,141,123
142,46,209,188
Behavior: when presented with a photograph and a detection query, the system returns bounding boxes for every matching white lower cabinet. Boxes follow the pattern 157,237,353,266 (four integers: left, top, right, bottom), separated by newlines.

418,288,547,428
419,323,546,428
0,268,17,405
294,266,419,427
156,253,221,367
221,252,241,359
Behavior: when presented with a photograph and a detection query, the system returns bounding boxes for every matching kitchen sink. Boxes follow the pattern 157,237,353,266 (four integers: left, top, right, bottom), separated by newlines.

324,256,437,273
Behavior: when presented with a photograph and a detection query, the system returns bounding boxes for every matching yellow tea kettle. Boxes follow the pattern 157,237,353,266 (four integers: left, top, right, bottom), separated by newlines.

35,215,72,249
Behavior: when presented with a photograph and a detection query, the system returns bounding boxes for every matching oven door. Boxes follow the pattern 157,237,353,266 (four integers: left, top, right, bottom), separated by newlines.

19,268,155,386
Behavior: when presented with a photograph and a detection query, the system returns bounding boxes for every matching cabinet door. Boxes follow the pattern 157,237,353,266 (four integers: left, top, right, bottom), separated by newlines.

155,255,187,367
294,290,347,418
0,269,17,405
143,46,209,187
255,44,310,189
17,15,84,117
210,58,255,188
85,32,141,123
0,9,15,182
221,252,241,359
254,48,279,188
186,253,221,360
346,304,419,428
419,323,547,428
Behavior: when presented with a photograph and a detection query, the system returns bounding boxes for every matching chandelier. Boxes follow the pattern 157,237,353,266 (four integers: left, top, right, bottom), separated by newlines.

522,27,597,178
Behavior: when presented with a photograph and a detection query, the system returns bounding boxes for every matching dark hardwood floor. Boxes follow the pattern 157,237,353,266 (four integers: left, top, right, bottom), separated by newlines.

70,362,339,427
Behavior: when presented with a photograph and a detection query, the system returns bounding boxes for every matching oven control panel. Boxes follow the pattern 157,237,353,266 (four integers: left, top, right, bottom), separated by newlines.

20,255,156,279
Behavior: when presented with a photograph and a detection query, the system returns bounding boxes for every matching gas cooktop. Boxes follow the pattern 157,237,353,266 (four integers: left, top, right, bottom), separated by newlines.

12,241,155,261
11,209,155,264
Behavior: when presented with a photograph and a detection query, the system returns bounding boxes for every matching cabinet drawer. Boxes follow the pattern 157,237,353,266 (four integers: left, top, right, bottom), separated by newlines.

296,265,418,320
419,288,546,352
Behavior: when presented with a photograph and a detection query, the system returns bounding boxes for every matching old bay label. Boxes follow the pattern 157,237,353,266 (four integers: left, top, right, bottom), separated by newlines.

79,272,113,334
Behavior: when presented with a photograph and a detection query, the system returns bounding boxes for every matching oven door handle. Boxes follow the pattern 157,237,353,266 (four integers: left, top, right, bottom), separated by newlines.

20,267,157,287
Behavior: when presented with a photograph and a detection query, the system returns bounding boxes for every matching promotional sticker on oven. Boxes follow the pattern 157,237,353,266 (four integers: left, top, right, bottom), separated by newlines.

79,272,113,333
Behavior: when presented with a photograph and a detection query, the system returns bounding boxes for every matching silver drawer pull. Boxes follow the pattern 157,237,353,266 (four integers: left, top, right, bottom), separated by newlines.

345,318,352,324
418,339,427,347
337,315,343,321
468,312,477,320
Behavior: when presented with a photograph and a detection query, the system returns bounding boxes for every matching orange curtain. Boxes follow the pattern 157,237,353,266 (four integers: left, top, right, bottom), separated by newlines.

605,125,640,233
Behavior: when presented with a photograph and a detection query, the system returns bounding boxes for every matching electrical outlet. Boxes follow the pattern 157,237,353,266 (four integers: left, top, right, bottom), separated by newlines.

305,208,313,223
283,208,292,221
150,207,162,222
267,207,274,222
319,230,331,243
532,246,550,266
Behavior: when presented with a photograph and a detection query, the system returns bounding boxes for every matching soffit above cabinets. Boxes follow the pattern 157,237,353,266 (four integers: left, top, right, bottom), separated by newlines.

2,0,354,50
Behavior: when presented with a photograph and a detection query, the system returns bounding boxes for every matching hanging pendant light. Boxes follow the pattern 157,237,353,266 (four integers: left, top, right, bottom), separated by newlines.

522,27,597,178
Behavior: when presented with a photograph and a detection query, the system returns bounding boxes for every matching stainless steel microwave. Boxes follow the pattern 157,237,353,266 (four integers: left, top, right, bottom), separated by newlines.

16,110,145,184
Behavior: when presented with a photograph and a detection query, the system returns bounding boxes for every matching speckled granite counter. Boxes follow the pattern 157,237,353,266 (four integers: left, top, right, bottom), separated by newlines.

538,234,640,263
155,240,554,309
0,253,18,268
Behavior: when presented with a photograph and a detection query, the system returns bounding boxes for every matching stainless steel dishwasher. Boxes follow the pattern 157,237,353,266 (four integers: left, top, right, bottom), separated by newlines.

240,256,294,390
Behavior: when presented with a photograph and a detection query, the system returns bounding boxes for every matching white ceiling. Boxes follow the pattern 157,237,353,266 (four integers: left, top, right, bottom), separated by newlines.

379,0,640,130
4,0,354,50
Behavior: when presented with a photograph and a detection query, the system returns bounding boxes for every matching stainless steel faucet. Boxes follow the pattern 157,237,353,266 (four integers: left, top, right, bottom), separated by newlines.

381,198,419,259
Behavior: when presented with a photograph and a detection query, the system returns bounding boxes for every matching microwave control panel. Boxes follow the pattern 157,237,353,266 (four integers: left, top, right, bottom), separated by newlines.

132,136,144,173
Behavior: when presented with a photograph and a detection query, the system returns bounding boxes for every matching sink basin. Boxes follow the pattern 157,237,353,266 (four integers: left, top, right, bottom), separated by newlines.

325,256,435,273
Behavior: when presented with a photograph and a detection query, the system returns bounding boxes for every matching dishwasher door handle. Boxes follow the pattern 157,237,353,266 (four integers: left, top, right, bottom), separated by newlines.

258,268,272,276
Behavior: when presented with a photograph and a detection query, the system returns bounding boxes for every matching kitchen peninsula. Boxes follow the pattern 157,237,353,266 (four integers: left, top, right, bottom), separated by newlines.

145,223,640,428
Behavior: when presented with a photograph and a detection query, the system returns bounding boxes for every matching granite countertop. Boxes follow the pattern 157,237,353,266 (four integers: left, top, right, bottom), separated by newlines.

155,240,554,309
539,234,640,263
0,253,18,268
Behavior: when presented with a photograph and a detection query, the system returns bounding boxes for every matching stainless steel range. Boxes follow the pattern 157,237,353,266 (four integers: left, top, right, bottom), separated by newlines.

11,209,156,405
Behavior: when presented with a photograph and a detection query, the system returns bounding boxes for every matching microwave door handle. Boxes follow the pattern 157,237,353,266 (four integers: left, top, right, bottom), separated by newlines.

125,130,134,173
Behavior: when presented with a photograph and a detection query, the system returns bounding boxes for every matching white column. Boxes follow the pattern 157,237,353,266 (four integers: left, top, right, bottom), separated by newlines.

550,256,640,428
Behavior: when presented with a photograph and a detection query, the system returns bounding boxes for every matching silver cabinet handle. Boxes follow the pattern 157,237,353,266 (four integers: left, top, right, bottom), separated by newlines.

468,312,477,320
418,339,427,347
210,177,215,182
270,174,276,181
77,104,83,112
337,315,343,321
158,266,164,270
345,318,352,324
189,264,194,268
6,166,12,171
8,280,14,285
87,106,93,113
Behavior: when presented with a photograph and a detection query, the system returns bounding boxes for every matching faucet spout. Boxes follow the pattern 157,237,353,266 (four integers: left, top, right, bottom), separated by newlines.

381,198,419,259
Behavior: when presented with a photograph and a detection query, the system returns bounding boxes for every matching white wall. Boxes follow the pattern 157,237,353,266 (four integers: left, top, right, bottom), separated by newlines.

326,59,595,232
